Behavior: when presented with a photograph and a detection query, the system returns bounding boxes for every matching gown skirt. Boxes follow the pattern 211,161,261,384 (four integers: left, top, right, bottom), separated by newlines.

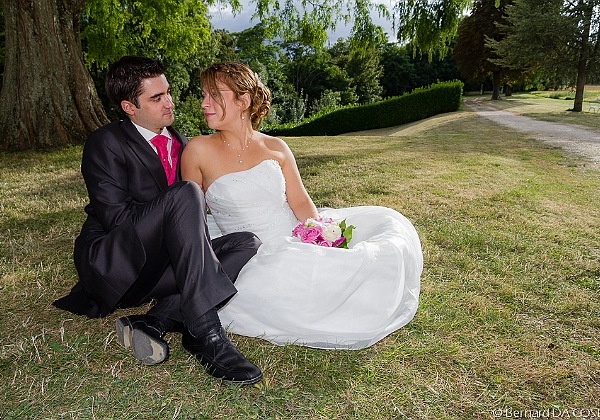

205,159,423,350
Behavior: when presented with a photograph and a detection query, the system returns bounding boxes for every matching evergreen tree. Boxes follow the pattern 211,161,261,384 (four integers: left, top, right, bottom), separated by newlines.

453,0,527,100
490,0,600,111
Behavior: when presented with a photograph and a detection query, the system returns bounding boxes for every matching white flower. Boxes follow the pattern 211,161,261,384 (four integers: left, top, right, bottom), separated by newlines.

322,224,342,241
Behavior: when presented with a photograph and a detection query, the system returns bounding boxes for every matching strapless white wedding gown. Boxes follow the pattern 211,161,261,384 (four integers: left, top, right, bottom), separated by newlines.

206,159,422,349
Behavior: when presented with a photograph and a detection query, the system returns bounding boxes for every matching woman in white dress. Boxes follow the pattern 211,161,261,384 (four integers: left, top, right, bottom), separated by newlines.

181,62,422,350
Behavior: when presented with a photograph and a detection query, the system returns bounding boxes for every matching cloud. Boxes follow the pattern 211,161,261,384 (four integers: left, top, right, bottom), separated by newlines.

209,1,258,33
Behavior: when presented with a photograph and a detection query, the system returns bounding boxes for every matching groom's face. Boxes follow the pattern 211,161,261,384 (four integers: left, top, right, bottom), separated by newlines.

121,74,175,134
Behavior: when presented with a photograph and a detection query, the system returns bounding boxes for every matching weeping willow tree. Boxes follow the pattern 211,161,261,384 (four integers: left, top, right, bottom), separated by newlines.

251,0,471,56
252,0,388,49
392,0,472,58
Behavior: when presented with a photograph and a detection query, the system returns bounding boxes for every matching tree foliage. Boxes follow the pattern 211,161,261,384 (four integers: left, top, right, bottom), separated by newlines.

81,0,223,70
282,44,355,108
327,38,384,104
380,43,462,98
393,0,471,59
252,0,387,50
453,0,505,84
453,0,528,99
219,24,309,126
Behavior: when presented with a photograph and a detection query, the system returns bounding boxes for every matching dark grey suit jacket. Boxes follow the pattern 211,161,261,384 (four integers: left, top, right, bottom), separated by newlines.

54,118,188,317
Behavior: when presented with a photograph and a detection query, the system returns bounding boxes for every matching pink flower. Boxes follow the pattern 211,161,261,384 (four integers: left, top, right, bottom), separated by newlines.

331,237,345,247
294,225,323,244
292,217,354,249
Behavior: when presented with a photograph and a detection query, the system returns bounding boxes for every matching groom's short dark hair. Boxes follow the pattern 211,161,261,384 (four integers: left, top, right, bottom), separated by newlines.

105,56,166,109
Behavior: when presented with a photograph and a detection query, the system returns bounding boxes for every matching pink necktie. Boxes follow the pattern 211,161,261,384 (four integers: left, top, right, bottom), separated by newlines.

151,134,180,186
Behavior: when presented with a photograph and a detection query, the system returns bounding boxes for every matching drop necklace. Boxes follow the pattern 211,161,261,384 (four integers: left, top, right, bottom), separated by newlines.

221,132,251,164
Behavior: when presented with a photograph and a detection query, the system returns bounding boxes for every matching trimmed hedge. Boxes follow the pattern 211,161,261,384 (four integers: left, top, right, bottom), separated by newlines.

265,80,464,136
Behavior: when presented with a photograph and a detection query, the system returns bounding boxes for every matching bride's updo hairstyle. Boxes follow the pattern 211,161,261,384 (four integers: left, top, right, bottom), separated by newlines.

200,62,271,130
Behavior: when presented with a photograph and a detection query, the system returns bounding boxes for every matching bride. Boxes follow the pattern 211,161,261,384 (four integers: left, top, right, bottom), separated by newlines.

181,62,422,350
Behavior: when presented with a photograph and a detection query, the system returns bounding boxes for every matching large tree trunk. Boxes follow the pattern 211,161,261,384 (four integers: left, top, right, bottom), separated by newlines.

491,70,502,100
573,63,586,112
573,23,591,112
0,0,108,150
572,2,592,113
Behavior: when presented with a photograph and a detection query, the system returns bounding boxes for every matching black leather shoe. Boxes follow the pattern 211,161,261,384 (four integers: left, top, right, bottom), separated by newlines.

115,315,170,365
182,327,262,385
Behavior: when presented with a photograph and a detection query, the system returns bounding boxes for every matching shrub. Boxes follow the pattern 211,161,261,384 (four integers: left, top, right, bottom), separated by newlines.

172,95,208,137
265,80,464,136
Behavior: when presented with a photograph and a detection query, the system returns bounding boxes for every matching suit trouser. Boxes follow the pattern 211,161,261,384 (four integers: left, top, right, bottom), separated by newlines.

117,181,260,325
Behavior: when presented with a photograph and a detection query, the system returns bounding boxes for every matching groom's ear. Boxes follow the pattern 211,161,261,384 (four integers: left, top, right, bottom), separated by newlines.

121,100,136,116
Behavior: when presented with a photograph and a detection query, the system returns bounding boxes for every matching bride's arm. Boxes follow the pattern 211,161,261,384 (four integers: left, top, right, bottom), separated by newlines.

180,137,205,190
277,139,319,221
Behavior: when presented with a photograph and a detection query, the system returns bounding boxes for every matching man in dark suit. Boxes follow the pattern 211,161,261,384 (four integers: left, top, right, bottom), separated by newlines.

53,56,262,385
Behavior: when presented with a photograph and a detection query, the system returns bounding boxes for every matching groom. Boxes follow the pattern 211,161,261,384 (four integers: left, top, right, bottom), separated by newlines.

53,56,262,385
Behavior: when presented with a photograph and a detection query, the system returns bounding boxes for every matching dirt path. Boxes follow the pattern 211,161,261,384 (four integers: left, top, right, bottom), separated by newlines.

463,98,600,169
345,98,600,170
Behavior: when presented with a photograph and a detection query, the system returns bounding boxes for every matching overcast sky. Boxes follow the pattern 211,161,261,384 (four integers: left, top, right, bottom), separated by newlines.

209,0,398,44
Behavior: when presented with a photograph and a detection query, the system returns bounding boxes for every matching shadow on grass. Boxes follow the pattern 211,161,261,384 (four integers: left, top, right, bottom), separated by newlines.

295,153,342,176
0,149,86,231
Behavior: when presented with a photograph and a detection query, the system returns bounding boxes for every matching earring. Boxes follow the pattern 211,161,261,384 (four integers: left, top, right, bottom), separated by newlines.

242,115,245,120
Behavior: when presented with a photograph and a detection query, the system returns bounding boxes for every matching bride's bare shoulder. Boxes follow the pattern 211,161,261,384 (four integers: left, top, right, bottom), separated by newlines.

187,133,217,147
185,134,221,155
261,133,290,152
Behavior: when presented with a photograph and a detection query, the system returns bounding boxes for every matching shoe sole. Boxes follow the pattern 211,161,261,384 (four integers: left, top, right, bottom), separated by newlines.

131,329,168,365
115,317,133,348
115,318,168,365
219,373,263,386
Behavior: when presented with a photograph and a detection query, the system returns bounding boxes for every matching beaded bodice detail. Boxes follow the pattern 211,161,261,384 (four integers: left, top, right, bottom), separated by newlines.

205,159,299,243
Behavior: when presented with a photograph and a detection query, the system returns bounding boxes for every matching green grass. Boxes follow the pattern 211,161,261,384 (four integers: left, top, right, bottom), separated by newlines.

1,103,599,419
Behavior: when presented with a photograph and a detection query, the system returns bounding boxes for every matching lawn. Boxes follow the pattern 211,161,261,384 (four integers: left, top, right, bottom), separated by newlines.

1,103,599,419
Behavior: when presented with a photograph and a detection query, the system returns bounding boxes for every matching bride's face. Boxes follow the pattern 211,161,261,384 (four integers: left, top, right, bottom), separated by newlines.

201,80,244,130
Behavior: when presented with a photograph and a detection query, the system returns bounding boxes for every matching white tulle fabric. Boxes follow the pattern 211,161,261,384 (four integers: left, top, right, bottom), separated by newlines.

206,159,422,349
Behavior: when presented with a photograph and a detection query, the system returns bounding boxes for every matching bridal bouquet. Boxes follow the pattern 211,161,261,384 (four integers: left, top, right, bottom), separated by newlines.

292,217,355,249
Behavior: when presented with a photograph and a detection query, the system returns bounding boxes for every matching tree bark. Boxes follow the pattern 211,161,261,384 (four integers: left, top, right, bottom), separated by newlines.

491,70,502,100
572,1,593,113
0,0,108,150
574,61,586,112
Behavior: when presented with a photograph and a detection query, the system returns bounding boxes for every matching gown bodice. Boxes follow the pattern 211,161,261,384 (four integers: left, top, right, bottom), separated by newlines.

206,159,299,243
